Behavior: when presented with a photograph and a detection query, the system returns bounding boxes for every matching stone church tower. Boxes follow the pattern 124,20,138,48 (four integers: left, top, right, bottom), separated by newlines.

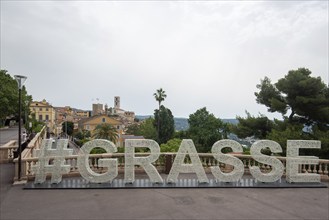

114,96,120,109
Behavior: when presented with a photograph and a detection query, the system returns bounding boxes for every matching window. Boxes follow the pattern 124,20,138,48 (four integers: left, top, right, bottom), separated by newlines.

46,108,49,111
102,118,106,123
117,125,120,129
39,115,43,121
86,125,90,130
39,108,42,111
45,115,49,121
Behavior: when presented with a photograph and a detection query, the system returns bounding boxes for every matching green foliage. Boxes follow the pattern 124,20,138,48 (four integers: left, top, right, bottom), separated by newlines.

187,107,223,153
28,113,45,133
75,138,90,147
125,118,157,140
253,67,329,158
74,130,91,146
90,147,107,154
232,111,274,139
117,147,125,153
153,88,167,108
311,126,329,159
154,106,175,144
75,129,91,140
267,122,329,159
139,118,157,140
0,69,32,126
160,138,182,152
243,147,250,155
266,121,306,155
173,130,189,139
255,68,329,127
220,122,231,139
62,121,74,136
255,76,286,114
126,124,142,136
92,123,119,143
32,122,44,133
154,88,168,142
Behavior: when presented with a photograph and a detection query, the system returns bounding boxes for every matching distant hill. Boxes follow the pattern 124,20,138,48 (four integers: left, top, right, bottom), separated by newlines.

222,119,239,125
135,115,238,131
135,115,154,121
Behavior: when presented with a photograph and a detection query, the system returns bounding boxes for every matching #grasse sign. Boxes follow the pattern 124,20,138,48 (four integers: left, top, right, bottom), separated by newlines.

31,139,321,185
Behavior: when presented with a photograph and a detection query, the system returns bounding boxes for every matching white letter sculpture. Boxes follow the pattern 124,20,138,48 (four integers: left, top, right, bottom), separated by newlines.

77,139,118,183
250,140,284,182
211,139,244,182
286,140,320,183
167,139,209,183
124,139,163,184
32,139,73,184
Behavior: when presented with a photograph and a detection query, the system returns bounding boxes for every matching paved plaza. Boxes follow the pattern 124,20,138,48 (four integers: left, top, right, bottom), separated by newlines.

1,163,328,220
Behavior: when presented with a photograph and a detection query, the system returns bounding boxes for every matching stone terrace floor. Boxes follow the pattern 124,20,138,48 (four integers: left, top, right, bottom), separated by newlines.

1,163,328,220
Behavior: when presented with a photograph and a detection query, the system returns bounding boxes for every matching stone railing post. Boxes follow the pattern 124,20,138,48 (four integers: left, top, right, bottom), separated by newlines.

164,154,173,174
0,140,17,163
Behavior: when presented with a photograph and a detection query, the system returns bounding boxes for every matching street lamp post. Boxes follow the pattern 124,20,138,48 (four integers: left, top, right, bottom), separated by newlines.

63,113,67,138
14,75,27,181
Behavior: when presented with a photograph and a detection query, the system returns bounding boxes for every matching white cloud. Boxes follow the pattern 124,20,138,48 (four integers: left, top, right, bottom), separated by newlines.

1,1,328,119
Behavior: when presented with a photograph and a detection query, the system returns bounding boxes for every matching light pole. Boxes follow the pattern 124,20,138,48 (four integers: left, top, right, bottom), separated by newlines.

63,113,67,138
14,75,27,181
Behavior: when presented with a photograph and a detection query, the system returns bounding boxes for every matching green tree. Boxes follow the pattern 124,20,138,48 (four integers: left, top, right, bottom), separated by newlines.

126,124,142,136
138,117,157,139
154,106,175,144
160,138,182,152
153,88,167,140
265,120,329,159
92,123,119,143
187,107,223,152
232,111,274,139
253,68,329,158
0,70,32,127
266,121,306,155
62,121,74,136
75,129,91,140
153,88,167,110
74,129,91,147
173,130,189,139
29,113,45,133
255,68,329,127
220,122,231,139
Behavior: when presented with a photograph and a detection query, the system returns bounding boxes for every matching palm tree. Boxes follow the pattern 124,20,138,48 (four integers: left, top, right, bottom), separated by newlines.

153,88,167,141
92,123,119,143
153,88,167,109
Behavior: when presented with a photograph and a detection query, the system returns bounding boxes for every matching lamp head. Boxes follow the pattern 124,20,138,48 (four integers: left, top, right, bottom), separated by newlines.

14,75,27,89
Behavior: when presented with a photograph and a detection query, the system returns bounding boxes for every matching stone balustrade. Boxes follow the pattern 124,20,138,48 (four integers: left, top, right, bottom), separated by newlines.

17,152,329,182
13,126,47,181
0,140,17,163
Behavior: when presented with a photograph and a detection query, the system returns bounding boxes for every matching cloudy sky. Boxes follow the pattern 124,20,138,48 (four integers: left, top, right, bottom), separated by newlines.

1,1,328,119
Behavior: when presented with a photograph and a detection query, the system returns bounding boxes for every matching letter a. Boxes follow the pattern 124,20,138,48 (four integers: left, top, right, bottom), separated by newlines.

167,139,208,183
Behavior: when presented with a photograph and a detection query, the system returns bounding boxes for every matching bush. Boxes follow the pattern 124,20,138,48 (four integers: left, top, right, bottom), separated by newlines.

90,147,106,154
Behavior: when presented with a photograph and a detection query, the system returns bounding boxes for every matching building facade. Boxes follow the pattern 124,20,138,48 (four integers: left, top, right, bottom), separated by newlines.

92,103,104,116
78,114,124,146
30,99,56,133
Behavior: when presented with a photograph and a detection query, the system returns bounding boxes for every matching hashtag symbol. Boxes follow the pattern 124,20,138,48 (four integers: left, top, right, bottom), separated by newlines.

32,139,73,184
